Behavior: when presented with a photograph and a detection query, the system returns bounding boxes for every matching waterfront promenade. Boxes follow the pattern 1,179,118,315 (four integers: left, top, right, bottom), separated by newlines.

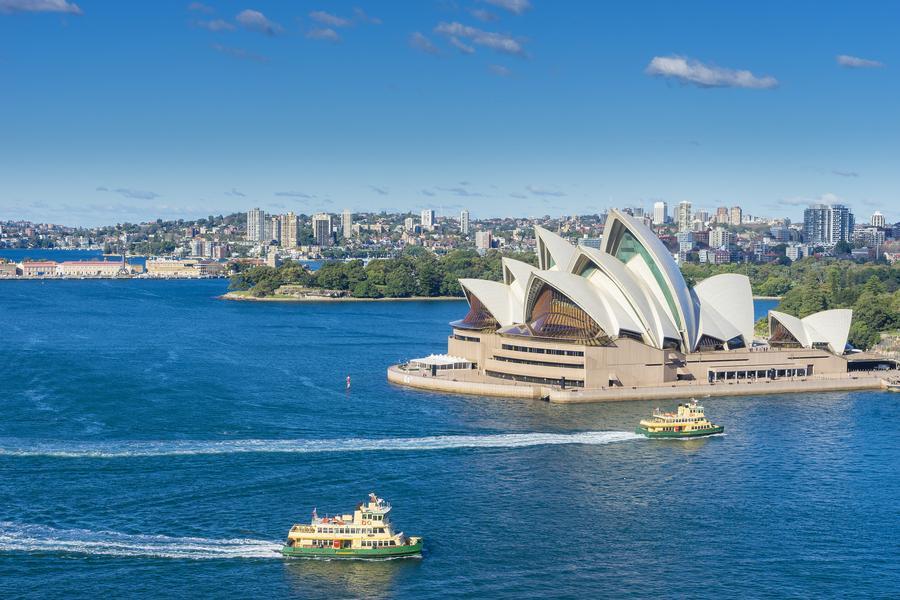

388,363,893,402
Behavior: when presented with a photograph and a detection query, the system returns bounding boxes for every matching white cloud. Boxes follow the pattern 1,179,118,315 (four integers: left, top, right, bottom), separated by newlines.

449,36,475,54
438,185,484,197
97,186,162,200
353,7,381,25
187,2,213,13
646,55,778,89
435,21,525,56
410,32,439,55
483,0,531,15
470,8,497,22
198,19,235,31
781,192,843,207
235,9,282,35
0,0,81,14
275,191,316,198
306,27,340,42
836,54,884,68
212,43,268,63
309,10,350,27
526,185,566,197
488,64,511,77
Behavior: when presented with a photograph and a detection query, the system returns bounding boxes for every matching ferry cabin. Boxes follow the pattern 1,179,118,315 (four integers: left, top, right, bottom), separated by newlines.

285,497,407,551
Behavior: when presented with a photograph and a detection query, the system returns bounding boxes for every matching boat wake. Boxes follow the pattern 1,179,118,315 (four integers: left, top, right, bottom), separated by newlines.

0,522,280,560
0,431,642,458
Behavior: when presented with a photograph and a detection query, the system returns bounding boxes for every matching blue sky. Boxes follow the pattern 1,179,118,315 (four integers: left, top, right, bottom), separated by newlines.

1,0,897,226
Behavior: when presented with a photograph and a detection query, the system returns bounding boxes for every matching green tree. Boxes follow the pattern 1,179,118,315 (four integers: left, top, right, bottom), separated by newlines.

314,262,350,290
385,264,416,297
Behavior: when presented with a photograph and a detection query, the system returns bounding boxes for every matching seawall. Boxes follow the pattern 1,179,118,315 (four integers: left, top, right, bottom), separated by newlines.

387,367,546,399
387,366,886,403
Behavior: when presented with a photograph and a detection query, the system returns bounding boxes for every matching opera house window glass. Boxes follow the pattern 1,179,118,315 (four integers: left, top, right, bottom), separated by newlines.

452,294,499,330
525,284,609,344
768,318,802,348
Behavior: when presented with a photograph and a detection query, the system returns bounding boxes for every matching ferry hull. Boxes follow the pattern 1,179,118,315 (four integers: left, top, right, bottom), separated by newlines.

280,540,423,559
636,426,724,439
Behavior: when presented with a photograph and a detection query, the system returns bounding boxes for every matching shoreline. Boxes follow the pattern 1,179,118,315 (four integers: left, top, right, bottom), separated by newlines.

752,295,782,300
387,365,889,403
221,291,464,303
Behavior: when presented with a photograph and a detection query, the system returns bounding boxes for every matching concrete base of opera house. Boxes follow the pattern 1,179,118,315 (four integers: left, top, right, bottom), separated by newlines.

387,365,889,403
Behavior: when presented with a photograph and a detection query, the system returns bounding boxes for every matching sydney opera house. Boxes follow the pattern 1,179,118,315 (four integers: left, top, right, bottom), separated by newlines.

424,209,855,395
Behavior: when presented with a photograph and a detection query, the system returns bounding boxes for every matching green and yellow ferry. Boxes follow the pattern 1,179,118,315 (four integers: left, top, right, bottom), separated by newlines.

636,400,724,438
281,493,423,559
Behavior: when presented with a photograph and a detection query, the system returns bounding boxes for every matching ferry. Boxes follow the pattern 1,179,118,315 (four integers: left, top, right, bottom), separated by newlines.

636,399,724,438
281,493,423,559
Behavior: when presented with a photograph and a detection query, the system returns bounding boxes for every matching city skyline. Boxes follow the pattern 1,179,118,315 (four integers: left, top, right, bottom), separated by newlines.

1,1,898,226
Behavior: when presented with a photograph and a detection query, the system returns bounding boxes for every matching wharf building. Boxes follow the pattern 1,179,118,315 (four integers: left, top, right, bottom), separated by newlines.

397,210,858,397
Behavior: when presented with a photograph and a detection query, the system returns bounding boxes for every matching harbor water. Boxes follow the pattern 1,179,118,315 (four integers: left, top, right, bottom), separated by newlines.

1,280,897,598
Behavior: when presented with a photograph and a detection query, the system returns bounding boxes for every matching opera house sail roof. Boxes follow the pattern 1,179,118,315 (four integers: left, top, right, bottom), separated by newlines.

453,208,852,357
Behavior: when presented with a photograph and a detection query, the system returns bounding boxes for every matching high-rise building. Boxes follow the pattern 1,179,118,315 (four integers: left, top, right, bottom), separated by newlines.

827,204,854,244
715,206,729,224
804,204,855,245
404,217,415,231
460,209,470,235
281,212,299,248
312,213,333,247
676,201,692,232
730,206,743,227
246,208,265,242
652,201,668,225
709,227,734,248
475,230,492,250
342,209,352,239
421,209,435,231
269,215,281,245
871,211,885,227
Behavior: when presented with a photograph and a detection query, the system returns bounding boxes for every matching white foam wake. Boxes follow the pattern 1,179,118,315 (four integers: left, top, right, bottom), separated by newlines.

0,522,280,560
0,431,641,458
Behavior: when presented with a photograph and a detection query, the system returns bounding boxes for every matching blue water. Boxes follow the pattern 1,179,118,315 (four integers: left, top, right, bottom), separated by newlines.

1,281,897,599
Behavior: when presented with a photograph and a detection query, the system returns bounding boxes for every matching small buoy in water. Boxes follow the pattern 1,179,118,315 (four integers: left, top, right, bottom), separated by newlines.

346,375,351,390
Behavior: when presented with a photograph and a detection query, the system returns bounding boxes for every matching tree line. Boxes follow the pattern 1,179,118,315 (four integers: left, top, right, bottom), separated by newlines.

229,248,537,299
232,252,898,349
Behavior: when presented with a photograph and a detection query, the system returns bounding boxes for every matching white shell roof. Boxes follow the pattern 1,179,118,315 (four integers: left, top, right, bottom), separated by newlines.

802,309,852,354
452,208,761,354
534,225,576,272
458,278,515,326
768,309,852,354
525,270,645,341
602,209,699,350
693,274,755,347
571,246,679,347
501,258,537,323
